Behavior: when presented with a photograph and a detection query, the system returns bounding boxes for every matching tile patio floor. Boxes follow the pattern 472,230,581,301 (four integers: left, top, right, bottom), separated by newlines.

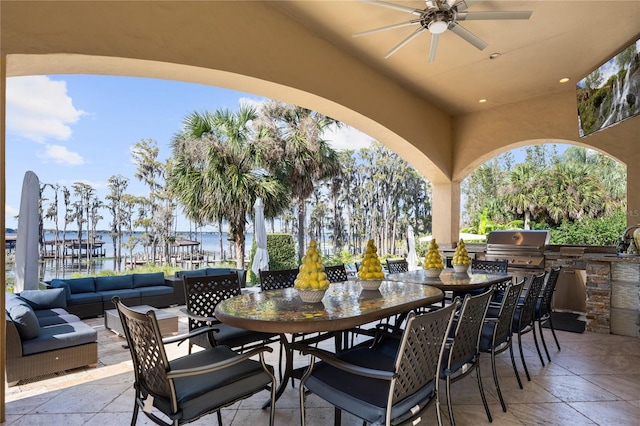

3,306,640,425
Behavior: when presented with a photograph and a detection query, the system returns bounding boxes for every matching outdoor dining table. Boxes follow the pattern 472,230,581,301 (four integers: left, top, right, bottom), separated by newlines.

385,268,512,292
214,279,443,406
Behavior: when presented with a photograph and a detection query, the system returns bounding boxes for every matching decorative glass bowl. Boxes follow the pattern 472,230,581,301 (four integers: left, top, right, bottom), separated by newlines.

452,264,470,273
424,268,443,278
297,289,326,303
359,279,383,291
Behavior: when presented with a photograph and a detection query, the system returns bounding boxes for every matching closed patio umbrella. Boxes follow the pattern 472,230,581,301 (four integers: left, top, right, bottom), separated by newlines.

251,197,269,277
406,225,418,271
15,171,41,292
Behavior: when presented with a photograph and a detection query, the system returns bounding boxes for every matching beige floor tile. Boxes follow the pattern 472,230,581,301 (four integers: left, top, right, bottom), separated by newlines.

508,402,596,426
570,400,640,426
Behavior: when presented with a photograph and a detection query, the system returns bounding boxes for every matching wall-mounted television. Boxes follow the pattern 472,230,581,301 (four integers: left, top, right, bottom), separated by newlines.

577,37,640,138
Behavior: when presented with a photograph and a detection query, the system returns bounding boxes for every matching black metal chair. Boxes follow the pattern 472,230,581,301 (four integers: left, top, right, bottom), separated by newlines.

479,278,525,413
324,264,348,283
471,259,509,273
182,273,279,354
512,271,547,378
113,296,276,426
535,266,562,361
298,301,460,426
386,258,409,274
441,287,495,425
259,268,298,291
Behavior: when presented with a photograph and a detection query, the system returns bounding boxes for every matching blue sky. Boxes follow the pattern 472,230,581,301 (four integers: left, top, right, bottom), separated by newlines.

5,75,374,231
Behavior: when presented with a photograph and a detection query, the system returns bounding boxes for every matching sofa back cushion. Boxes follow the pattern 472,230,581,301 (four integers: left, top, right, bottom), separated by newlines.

205,268,232,276
175,269,207,279
95,275,133,292
52,277,96,295
133,272,165,288
20,288,67,309
6,300,40,340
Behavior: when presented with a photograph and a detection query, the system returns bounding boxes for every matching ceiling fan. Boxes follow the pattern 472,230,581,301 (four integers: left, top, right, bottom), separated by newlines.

354,0,533,62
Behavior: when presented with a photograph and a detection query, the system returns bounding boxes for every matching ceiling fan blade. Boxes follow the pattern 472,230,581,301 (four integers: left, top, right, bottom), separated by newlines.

449,22,488,50
384,27,427,58
445,0,457,7
353,19,421,38
456,0,484,12
428,33,440,62
457,10,533,20
359,0,423,16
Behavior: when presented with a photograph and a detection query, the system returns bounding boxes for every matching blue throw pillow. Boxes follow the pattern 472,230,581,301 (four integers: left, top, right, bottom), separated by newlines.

50,279,72,299
20,288,67,309
8,302,40,340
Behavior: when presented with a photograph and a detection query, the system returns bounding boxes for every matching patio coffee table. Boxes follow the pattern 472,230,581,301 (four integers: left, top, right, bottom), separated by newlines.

104,305,179,337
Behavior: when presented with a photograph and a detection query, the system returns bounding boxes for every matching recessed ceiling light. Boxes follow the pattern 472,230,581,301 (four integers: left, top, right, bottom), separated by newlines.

489,53,501,59
559,77,570,83
479,99,488,103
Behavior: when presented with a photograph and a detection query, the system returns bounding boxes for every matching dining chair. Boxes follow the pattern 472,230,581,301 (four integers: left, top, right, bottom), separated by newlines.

471,259,509,273
535,266,562,362
386,258,409,274
323,264,348,283
112,296,276,426
512,271,547,378
298,301,460,426
259,268,298,291
479,278,524,413
182,272,279,354
441,287,495,425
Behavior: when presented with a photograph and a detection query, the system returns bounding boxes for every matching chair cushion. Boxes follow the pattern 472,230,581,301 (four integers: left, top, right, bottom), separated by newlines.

36,310,82,326
154,346,273,421
305,345,435,424
21,321,97,356
20,288,67,309
95,275,133,291
7,301,40,340
133,272,166,288
212,323,276,348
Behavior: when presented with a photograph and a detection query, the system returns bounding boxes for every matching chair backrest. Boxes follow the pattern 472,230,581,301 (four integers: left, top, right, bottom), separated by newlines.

391,301,459,405
324,264,348,283
471,259,508,274
491,279,525,348
259,268,298,291
183,273,241,331
537,266,561,319
445,287,495,375
386,259,409,274
514,272,546,331
114,297,173,401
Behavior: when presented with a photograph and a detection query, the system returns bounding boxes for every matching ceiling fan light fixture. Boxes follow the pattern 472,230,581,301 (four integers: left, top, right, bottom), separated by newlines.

428,20,448,34
559,77,570,83
478,98,488,103
489,52,502,59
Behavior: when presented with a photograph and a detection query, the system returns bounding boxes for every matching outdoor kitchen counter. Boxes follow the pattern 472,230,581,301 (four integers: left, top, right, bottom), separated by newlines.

579,253,640,338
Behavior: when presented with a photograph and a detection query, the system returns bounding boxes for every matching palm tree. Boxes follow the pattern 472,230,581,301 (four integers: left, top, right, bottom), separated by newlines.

168,106,289,269
501,163,545,230
256,101,341,258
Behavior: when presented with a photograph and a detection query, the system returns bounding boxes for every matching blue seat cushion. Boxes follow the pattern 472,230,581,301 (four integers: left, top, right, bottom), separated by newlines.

36,311,82,326
96,275,134,291
154,346,273,421
67,292,103,305
7,301,40,340
97,289,141,301
20,288,67,309
21,322,97,356
133,272,166,288
138,286,174,297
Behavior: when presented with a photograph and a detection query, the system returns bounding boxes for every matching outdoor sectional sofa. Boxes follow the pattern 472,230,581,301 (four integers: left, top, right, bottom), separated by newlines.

47,272,183,319
5,289,98,386
175,267,247,288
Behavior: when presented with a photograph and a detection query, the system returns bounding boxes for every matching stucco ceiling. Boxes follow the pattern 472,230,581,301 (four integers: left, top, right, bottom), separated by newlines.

270,1,640,115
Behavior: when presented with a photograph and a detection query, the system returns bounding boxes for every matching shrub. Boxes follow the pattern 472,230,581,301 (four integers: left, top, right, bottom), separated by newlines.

248,233,298,285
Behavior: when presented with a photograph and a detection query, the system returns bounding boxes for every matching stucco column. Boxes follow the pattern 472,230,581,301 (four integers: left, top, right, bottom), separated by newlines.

628,166,640,228
1,54,7,422
432,181,460,247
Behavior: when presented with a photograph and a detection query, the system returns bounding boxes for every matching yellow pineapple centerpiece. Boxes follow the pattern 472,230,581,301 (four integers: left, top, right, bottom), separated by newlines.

424,238,444,277
295,240,329,302
452,238,471,273
358,239,385,290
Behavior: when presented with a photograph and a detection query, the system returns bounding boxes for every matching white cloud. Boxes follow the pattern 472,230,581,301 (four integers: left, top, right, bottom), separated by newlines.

40,145,85,166
5,205,19,228
323,125,372,151
6,76,87,142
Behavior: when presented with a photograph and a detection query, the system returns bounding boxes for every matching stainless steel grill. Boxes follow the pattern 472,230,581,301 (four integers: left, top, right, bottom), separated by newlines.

484,230,550,269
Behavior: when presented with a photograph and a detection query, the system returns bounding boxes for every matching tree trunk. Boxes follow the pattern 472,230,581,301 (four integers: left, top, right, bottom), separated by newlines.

297,200,306,260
